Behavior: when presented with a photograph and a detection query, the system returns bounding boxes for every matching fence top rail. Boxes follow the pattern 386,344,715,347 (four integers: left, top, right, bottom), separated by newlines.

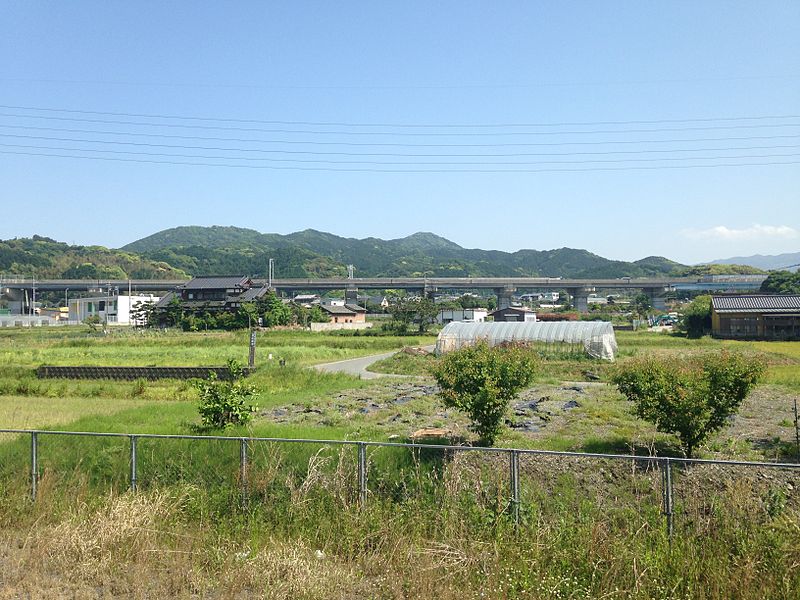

1,428,798,469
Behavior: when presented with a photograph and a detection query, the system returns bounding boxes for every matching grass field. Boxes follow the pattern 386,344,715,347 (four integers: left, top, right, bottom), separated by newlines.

0,326,798,598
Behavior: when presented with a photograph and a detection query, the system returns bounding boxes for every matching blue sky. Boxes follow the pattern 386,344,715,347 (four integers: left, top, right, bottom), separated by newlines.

1,2,798,264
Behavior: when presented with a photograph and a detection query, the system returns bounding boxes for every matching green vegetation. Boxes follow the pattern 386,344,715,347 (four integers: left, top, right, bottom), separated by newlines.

672,263,766,276
681,294,712,338
611,351,764,457
386,296,439,333
194,360,259,430
760,269,800,294
432,342,538,446
0,235,186,279
0,327,798,597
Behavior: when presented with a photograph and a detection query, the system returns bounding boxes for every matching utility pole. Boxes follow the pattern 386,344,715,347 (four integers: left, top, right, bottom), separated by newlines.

31,273,36,317
347,264,355,279
268,258,274,289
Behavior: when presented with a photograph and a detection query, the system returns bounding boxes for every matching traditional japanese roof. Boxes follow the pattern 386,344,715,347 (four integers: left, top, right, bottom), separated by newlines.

238,286,270,302
179,276,250,290
320,304,356,315
154,291,176,308
711,295,800,313
344,303,367,313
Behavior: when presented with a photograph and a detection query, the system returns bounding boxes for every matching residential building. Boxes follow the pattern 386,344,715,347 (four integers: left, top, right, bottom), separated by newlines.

155,276,268,313
711,295,800,340
437,308,488,325
69,294,161,325
488,306,538,322
320,303,367,324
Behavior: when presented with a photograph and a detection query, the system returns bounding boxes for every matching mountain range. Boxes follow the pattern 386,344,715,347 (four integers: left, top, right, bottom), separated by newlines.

0,226,785,281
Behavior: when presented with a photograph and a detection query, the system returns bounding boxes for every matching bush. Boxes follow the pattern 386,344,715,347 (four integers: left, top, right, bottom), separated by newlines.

431,342,538,446
611,351,764,457
681,295,712,338
194,360,259,430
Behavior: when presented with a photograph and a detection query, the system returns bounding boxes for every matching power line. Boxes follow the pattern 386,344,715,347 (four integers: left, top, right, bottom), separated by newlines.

3,141,800,166
2,132,797,158
2,103,798,129
1,149,798,173
1,72,797,90
2,112,799,137
2,123,799,148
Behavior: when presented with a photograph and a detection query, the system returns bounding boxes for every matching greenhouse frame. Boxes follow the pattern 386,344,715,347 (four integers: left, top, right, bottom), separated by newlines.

435,321,618,361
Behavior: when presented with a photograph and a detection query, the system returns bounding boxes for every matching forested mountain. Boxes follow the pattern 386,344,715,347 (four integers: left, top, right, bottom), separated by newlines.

121,226,690,278
0,236,187,280
710,252,800,272
4,228,773,280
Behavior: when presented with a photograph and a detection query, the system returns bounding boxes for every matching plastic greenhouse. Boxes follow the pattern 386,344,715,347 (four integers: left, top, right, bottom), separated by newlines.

435,321,618,361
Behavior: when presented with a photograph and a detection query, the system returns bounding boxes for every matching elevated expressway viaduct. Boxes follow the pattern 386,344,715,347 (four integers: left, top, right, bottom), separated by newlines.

2,276,767,313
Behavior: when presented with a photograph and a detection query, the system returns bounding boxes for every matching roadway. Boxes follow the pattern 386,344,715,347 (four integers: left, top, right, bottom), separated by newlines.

0,275,768,293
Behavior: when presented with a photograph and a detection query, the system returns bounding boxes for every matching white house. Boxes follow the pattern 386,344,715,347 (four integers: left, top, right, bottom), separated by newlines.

69,294,161,325
437,308,488,325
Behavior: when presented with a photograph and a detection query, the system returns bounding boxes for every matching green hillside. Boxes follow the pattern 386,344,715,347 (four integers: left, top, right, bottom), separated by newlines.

121,226,689,278
0,236,187,280
6,228,771,281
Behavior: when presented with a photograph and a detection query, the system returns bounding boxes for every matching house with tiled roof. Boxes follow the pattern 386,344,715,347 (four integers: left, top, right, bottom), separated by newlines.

319,302,367,324
156,276,269,313
711,295,800,340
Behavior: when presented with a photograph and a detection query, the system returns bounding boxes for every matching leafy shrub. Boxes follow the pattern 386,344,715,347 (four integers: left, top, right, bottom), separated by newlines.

611,351,764,457
681,295,712,338
431,342,538,446
194,360,259,430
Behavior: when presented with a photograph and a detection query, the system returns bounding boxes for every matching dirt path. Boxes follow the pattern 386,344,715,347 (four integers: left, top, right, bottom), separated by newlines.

313,345,434,379
312,351,399,379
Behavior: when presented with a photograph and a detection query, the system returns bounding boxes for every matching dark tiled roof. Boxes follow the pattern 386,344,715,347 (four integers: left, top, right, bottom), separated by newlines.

238,286,269,302
488,306,533,316
712,295,800,313
321,304,355,315
154,292,175,308
344,303,367,313
180,276,250,290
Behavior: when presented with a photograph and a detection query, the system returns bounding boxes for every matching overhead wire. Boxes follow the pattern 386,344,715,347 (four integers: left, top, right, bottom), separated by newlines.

2,123,799,149
2,103,799,128
1,149,797,173
2,142,799,166
1,112,799,136
2,132,797,158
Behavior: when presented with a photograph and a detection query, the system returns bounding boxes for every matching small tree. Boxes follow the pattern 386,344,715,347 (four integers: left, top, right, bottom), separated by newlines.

681,295,712,338
83,314,101,332
631,293,653,318
194,360,259,430
611,351,764,457
432,342,538,446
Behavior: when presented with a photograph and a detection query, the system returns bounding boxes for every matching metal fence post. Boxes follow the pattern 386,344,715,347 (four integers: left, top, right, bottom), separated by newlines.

661,457,673,541
30,432,38,502
509,449,520,526
240,438,249,507
357,442,367,508
130,435,138,492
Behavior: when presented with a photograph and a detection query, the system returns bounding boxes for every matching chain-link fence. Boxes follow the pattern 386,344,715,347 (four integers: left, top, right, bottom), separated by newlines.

1,428,798,539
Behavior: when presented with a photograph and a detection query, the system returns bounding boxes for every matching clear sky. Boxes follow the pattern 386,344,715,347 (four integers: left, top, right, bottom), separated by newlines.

1,2,798,264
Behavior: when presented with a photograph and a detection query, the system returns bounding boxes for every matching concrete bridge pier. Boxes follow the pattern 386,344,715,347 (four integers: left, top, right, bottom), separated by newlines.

567,287,595,313
644,287,671,312
495,286,516,310
423,284,439,301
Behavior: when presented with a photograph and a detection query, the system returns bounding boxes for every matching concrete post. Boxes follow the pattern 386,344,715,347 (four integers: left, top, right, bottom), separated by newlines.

568,287,594,313
644,287,669,312
495,286,516,310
